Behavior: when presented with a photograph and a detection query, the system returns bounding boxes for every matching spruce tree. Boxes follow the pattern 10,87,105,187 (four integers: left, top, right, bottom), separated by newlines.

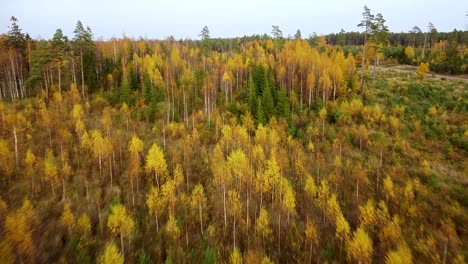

256,99,266,125
262,80,274,120
247,75,257,116
276,87,291,123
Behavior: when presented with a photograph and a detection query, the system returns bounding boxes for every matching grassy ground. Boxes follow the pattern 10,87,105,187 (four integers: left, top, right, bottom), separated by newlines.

370,70,467,201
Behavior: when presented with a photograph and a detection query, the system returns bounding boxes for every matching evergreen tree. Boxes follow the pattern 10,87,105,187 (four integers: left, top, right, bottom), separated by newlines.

276,87,291,123
262,79,274,120
445,30,462,74
120,70,131,105
7,16,26,50
248,75,257,116
252,65,266,95
256,99,266,125
51,29,68,92
142,72,152,103
73,21,97,95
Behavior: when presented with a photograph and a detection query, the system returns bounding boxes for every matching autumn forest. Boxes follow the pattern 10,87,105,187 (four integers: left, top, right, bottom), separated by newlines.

0,6,467,264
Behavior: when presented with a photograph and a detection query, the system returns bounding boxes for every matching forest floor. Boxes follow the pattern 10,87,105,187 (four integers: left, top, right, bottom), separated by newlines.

376,65,468,82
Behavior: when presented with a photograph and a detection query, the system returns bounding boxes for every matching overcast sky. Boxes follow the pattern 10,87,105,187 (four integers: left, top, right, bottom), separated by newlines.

1,0,467,40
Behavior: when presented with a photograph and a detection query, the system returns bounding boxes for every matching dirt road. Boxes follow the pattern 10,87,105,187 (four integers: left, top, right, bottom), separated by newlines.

375,65,468,83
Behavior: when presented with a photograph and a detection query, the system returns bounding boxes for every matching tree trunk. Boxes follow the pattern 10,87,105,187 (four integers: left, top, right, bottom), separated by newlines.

246,189,250,231
155,211,159,231
233,218,236,250
223,184,227,231
85,180,89,203
13,125,18,167
98,204,103,236
71,56,77,87
322,119,325,141
109,156,113,188
98,153,102,177
309,242,313,264
130,177,135,208
356,180,359,202
120,232,125,256
9,53,18,100
154,171,160,189
51,180,55,198
163,124,166,152
278,214,281,255
199,203,203,235
58,63,62,93
339,237,343,263
62,176,66,201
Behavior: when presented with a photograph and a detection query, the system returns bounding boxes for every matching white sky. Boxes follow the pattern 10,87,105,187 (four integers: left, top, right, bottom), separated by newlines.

1,0,467,40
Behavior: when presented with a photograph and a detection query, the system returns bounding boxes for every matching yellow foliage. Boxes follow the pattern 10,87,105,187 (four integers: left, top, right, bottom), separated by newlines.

44,148,58,189
261,256,273,264
256,208,272,240
25,149,36,167
359,199,378,232
350,98,364,117
383,175,395,201
347,227,373,263
326,194,341,220
379,216,402,247
98,242,124,264
161,180,177,213
146,186,162,215
404,46,415,60
145,143,168,181
421,159,430,176
71,104,83,120
60,204,75,232
319,107,327,120
0,139,14,177
128,135,143,156
191,184,207,211
335,213,350,240
416,62,430,79
165,214,180,240
77,214,92,239
5,200,36,260
228,189,242,218
227,149,249,181
304,175,317,198
230,247,243,264
107,204,134,239
281,178,296,215
385,243,412,264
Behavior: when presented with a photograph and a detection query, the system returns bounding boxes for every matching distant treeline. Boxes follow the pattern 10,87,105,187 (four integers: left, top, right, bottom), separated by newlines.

324,30,468,46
